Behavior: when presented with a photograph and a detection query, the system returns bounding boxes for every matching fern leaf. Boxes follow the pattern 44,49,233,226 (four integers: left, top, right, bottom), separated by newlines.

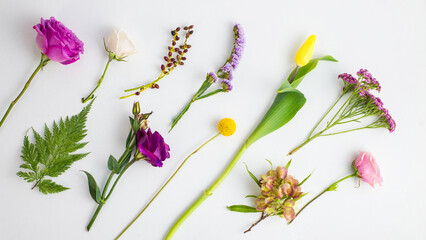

37,179,69,194
17,100,93,194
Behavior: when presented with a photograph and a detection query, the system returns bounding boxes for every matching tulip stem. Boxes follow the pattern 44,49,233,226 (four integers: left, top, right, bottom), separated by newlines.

0,53,50,130
164,142,249,240
289,173,356,224
82,57,113,103
115,133,221,240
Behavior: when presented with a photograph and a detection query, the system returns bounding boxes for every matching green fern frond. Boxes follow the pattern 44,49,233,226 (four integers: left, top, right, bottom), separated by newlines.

17,100,93,194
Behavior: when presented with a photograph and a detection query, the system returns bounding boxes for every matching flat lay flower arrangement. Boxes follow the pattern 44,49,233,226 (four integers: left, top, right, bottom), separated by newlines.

0,16,396,240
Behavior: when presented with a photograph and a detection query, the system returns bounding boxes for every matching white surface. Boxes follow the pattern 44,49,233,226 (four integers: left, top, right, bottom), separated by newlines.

0,0,425,239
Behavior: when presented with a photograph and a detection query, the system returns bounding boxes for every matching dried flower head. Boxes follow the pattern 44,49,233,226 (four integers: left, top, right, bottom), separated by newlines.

255,166,303,221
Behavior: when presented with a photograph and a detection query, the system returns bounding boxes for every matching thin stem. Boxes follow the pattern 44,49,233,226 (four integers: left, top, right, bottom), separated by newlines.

115,133,221,240
0,54,50,129
327,92,355,127
164,141,250,240
288,131,323,156
87,203,104,231
105,159,136,201
319,126,371,137
308,93,344,138
244,213,269,233
195,89,224,101
288,66,299,84
82,58,112,103
289,173,356,224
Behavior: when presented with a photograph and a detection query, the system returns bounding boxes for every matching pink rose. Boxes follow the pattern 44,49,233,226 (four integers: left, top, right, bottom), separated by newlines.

33,17,84,65
353,152,383,187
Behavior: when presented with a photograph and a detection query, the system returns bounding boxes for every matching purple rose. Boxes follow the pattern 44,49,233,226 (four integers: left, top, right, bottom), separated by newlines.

33,17,84,65
136,128,170,167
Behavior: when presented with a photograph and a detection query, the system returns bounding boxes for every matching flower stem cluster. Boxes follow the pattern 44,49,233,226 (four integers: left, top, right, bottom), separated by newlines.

84,102,170,231
168,24,245,132
288,69,395,155
121,26,194,99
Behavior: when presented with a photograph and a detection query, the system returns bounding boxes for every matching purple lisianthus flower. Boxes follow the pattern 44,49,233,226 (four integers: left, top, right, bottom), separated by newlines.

34,17,84,65
221,79,233,92
136,128,170,167
207,72,218,83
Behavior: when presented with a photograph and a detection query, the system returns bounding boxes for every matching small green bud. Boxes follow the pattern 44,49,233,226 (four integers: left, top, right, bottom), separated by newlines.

133,101,141,116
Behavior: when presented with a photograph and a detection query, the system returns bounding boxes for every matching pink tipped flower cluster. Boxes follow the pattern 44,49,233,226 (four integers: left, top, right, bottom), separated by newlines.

339,69,395,133
255,166,302,221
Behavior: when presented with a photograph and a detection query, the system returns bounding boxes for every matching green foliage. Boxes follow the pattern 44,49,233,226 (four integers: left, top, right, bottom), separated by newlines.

227,205,260,213
246,56,337,146
82,171,101,203
243,163,260,187
17,101,93,194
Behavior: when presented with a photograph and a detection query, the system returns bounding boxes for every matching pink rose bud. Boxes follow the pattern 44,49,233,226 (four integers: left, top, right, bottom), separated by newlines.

33,17,84,65
353,152,383,187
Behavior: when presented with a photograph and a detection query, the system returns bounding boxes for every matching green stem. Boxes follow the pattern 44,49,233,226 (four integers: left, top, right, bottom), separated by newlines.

82,58,112,103
287,131,322,156
319,126,372,137
289,173,356,224
105,159,136,201
87,203,104,231
86,159,136,231
115,133,221,240
195,89,224,100
307,93,343,138
164,141,249,240
327,92,354,127
0,53,50,129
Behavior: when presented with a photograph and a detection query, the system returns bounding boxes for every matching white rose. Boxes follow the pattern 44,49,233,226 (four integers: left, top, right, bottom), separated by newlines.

107,30,136,59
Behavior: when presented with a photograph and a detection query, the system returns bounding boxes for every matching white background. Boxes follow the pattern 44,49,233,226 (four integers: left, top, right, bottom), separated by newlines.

0,0,425,239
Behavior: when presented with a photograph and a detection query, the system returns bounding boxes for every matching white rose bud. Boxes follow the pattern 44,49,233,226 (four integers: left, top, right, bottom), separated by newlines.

106,30,136,59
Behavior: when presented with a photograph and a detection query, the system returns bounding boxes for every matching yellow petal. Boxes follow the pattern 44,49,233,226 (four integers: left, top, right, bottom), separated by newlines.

295,35,316,67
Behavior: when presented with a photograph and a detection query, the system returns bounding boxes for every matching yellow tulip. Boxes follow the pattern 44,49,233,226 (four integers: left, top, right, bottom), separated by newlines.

295,35,316,67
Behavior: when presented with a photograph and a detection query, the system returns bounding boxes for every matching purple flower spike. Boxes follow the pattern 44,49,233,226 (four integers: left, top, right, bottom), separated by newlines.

136,128,170,167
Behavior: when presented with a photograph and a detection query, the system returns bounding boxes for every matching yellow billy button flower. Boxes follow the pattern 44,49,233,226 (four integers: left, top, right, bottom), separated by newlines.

218,118,237,136
295,35,316,67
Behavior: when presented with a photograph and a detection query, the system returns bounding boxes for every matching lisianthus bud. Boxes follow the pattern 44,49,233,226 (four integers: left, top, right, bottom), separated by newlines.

106,30,136,60
295,35,316,67
132,102,140,116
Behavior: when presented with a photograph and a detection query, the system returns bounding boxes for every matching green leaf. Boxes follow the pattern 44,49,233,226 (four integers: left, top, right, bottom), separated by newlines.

282,55,338,90
17,100,93,194
246,56,337,146
246,86,306,146
227,205,260,213
82,171,101,204
299,171,314,186
243,163,260,187
285,159,292,169
37,179,69,194
108,155,119,173
245,195,258,198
